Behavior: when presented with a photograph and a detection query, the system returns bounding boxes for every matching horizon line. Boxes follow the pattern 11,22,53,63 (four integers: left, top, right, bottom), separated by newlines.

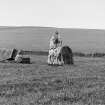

0,25,105,31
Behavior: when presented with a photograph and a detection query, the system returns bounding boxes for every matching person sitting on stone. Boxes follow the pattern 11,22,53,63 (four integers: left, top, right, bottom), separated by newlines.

48,31,63,65
15,50,23,63
49,31,62,50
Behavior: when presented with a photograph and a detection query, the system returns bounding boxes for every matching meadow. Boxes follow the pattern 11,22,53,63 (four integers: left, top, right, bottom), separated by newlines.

0,27,105,104
0,55,105,105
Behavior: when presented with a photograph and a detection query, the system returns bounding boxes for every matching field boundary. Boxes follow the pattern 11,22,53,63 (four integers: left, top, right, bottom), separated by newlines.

23,50,105,57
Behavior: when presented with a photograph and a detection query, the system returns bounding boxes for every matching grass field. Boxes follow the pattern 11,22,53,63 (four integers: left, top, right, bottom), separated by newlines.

0,55,105,105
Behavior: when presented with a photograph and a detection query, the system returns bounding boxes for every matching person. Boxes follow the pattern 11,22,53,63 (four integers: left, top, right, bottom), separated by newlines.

48,31,63,65
15,50,23,63
49,31,62,50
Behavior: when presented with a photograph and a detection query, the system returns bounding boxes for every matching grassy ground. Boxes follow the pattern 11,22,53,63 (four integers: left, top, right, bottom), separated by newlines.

0,55,105,105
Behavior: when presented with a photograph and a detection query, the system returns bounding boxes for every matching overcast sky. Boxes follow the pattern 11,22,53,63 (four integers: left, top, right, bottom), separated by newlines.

0,0,105,29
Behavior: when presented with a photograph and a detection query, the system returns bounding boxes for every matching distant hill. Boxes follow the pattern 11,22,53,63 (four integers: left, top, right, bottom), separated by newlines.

0,26,105,53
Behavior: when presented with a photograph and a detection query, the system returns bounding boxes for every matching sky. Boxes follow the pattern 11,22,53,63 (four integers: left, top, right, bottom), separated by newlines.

0,0,105,29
